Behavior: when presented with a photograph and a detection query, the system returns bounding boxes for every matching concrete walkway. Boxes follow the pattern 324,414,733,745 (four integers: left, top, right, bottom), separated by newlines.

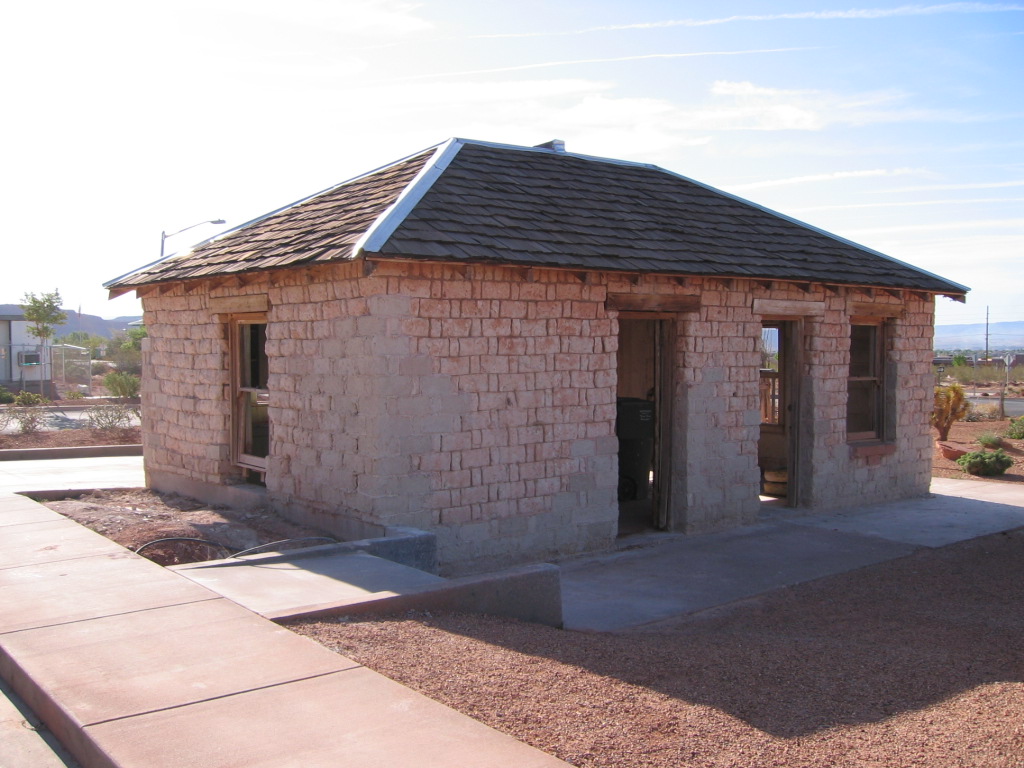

0,455,144,495
0,490,568,768
561,478,1024,631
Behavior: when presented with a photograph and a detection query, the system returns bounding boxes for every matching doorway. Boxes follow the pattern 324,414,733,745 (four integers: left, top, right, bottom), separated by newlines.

758,321,801,505
616,317,673,535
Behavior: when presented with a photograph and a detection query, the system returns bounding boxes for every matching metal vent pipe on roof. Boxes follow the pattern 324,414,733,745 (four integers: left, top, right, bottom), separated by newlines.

534,139,565,152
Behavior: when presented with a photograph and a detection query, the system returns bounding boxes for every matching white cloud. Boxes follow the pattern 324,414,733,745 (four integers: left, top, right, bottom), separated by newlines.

845,218,1024,235
790,197,1024,212
470,3,1024,38
730,168,924,191
401,48,817,80
880,180,1024,192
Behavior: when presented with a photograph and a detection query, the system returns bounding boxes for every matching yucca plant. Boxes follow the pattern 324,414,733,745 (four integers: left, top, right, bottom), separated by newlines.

932,383,969,441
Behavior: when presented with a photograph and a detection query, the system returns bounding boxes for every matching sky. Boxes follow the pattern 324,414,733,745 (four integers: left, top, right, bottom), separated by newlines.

2,1,1021,329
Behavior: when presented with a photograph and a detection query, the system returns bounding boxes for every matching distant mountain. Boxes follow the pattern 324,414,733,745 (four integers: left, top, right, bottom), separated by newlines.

934,321,1024,351
0,305,141,339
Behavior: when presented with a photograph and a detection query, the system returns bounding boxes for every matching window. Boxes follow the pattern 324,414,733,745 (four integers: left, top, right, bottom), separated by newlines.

232,318,269,473
846,322,885,441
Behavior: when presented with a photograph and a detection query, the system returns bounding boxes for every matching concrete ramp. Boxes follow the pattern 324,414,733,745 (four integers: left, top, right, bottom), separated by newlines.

170,549,447,617
171,545,564,627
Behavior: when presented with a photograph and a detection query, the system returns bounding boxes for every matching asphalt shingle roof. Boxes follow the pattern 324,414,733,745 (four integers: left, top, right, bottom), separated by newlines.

107,139,967,297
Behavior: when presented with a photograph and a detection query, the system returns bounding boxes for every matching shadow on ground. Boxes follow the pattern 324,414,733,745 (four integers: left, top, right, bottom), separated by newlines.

294,528,1024,739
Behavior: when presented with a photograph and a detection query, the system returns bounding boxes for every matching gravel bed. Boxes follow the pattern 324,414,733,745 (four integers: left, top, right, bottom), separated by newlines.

293,528,1024,767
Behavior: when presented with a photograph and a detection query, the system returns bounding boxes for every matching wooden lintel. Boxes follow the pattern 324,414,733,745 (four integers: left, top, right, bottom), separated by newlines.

209,294,270,314
752,298,826,317
850,302,905,319
606,293,700,313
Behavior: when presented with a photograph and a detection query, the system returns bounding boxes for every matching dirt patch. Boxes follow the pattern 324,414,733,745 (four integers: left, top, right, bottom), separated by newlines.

292,528,1024,768
42,489,334,566
931,418,1024,482
0,427,140,450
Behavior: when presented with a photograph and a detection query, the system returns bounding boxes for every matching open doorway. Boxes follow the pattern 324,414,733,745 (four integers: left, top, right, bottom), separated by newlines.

616,317,673,535
758,321,800,506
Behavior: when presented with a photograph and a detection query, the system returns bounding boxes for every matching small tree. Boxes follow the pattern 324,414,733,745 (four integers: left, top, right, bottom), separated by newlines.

20,291,67,345
932,383,970,441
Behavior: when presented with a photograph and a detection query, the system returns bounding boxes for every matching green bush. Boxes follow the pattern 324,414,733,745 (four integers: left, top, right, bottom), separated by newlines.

85,404,138,430
1006,417,1024,440
104,372,141,400
0,386,14,404
956,449,1013,477
977,433,1002,448
13,391,47,407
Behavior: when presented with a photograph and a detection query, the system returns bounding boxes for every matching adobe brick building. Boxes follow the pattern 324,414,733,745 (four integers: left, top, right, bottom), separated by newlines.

107,139,967,573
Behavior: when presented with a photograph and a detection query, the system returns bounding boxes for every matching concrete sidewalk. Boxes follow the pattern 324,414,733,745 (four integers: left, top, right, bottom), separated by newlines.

561,477,1024,631
0,455,144,495
0,491,568,768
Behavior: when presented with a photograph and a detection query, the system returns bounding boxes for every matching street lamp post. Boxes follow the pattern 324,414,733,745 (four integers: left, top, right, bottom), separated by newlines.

160,218,226,258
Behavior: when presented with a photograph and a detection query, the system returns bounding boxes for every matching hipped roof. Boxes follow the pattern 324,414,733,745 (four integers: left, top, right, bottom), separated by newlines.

106,138,968,298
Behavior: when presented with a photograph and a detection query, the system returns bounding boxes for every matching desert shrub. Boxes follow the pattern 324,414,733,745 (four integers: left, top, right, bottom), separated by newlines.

92,361,113,376
85,404,138,430
932,384,970,440
11,407,47,434
0,408,11,431
0,386,14,404
956,449,1013,477
1006,417,1024,440
977,433,1002,448
963,403,1000,422
64,390,85,400
13,391,47,407
103,371,141,400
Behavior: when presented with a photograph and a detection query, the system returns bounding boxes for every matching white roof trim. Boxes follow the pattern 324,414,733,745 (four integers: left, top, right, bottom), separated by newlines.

354,138,465,257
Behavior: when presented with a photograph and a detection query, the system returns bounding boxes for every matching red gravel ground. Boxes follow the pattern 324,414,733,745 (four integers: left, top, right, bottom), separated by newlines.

293,528,1024,767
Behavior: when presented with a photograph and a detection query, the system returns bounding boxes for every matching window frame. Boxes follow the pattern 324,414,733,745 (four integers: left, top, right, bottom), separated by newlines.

229,313,270,473
846,319,887,443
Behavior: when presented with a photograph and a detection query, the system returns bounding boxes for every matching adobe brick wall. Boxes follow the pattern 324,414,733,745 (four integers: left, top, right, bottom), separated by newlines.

137,262,937,572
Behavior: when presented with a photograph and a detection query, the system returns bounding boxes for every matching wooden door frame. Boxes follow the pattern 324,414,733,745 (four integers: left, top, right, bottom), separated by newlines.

617,312,675,529
762,316,805,507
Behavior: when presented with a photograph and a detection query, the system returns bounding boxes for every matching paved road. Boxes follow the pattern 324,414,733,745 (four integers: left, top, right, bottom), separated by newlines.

967,396,1024,418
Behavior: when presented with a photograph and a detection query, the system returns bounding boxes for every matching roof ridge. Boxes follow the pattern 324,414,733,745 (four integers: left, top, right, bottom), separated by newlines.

355,138,464,256
104,142,448,290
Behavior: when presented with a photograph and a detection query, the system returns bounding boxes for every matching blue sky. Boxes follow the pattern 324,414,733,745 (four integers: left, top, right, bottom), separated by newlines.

3,1,1021,327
